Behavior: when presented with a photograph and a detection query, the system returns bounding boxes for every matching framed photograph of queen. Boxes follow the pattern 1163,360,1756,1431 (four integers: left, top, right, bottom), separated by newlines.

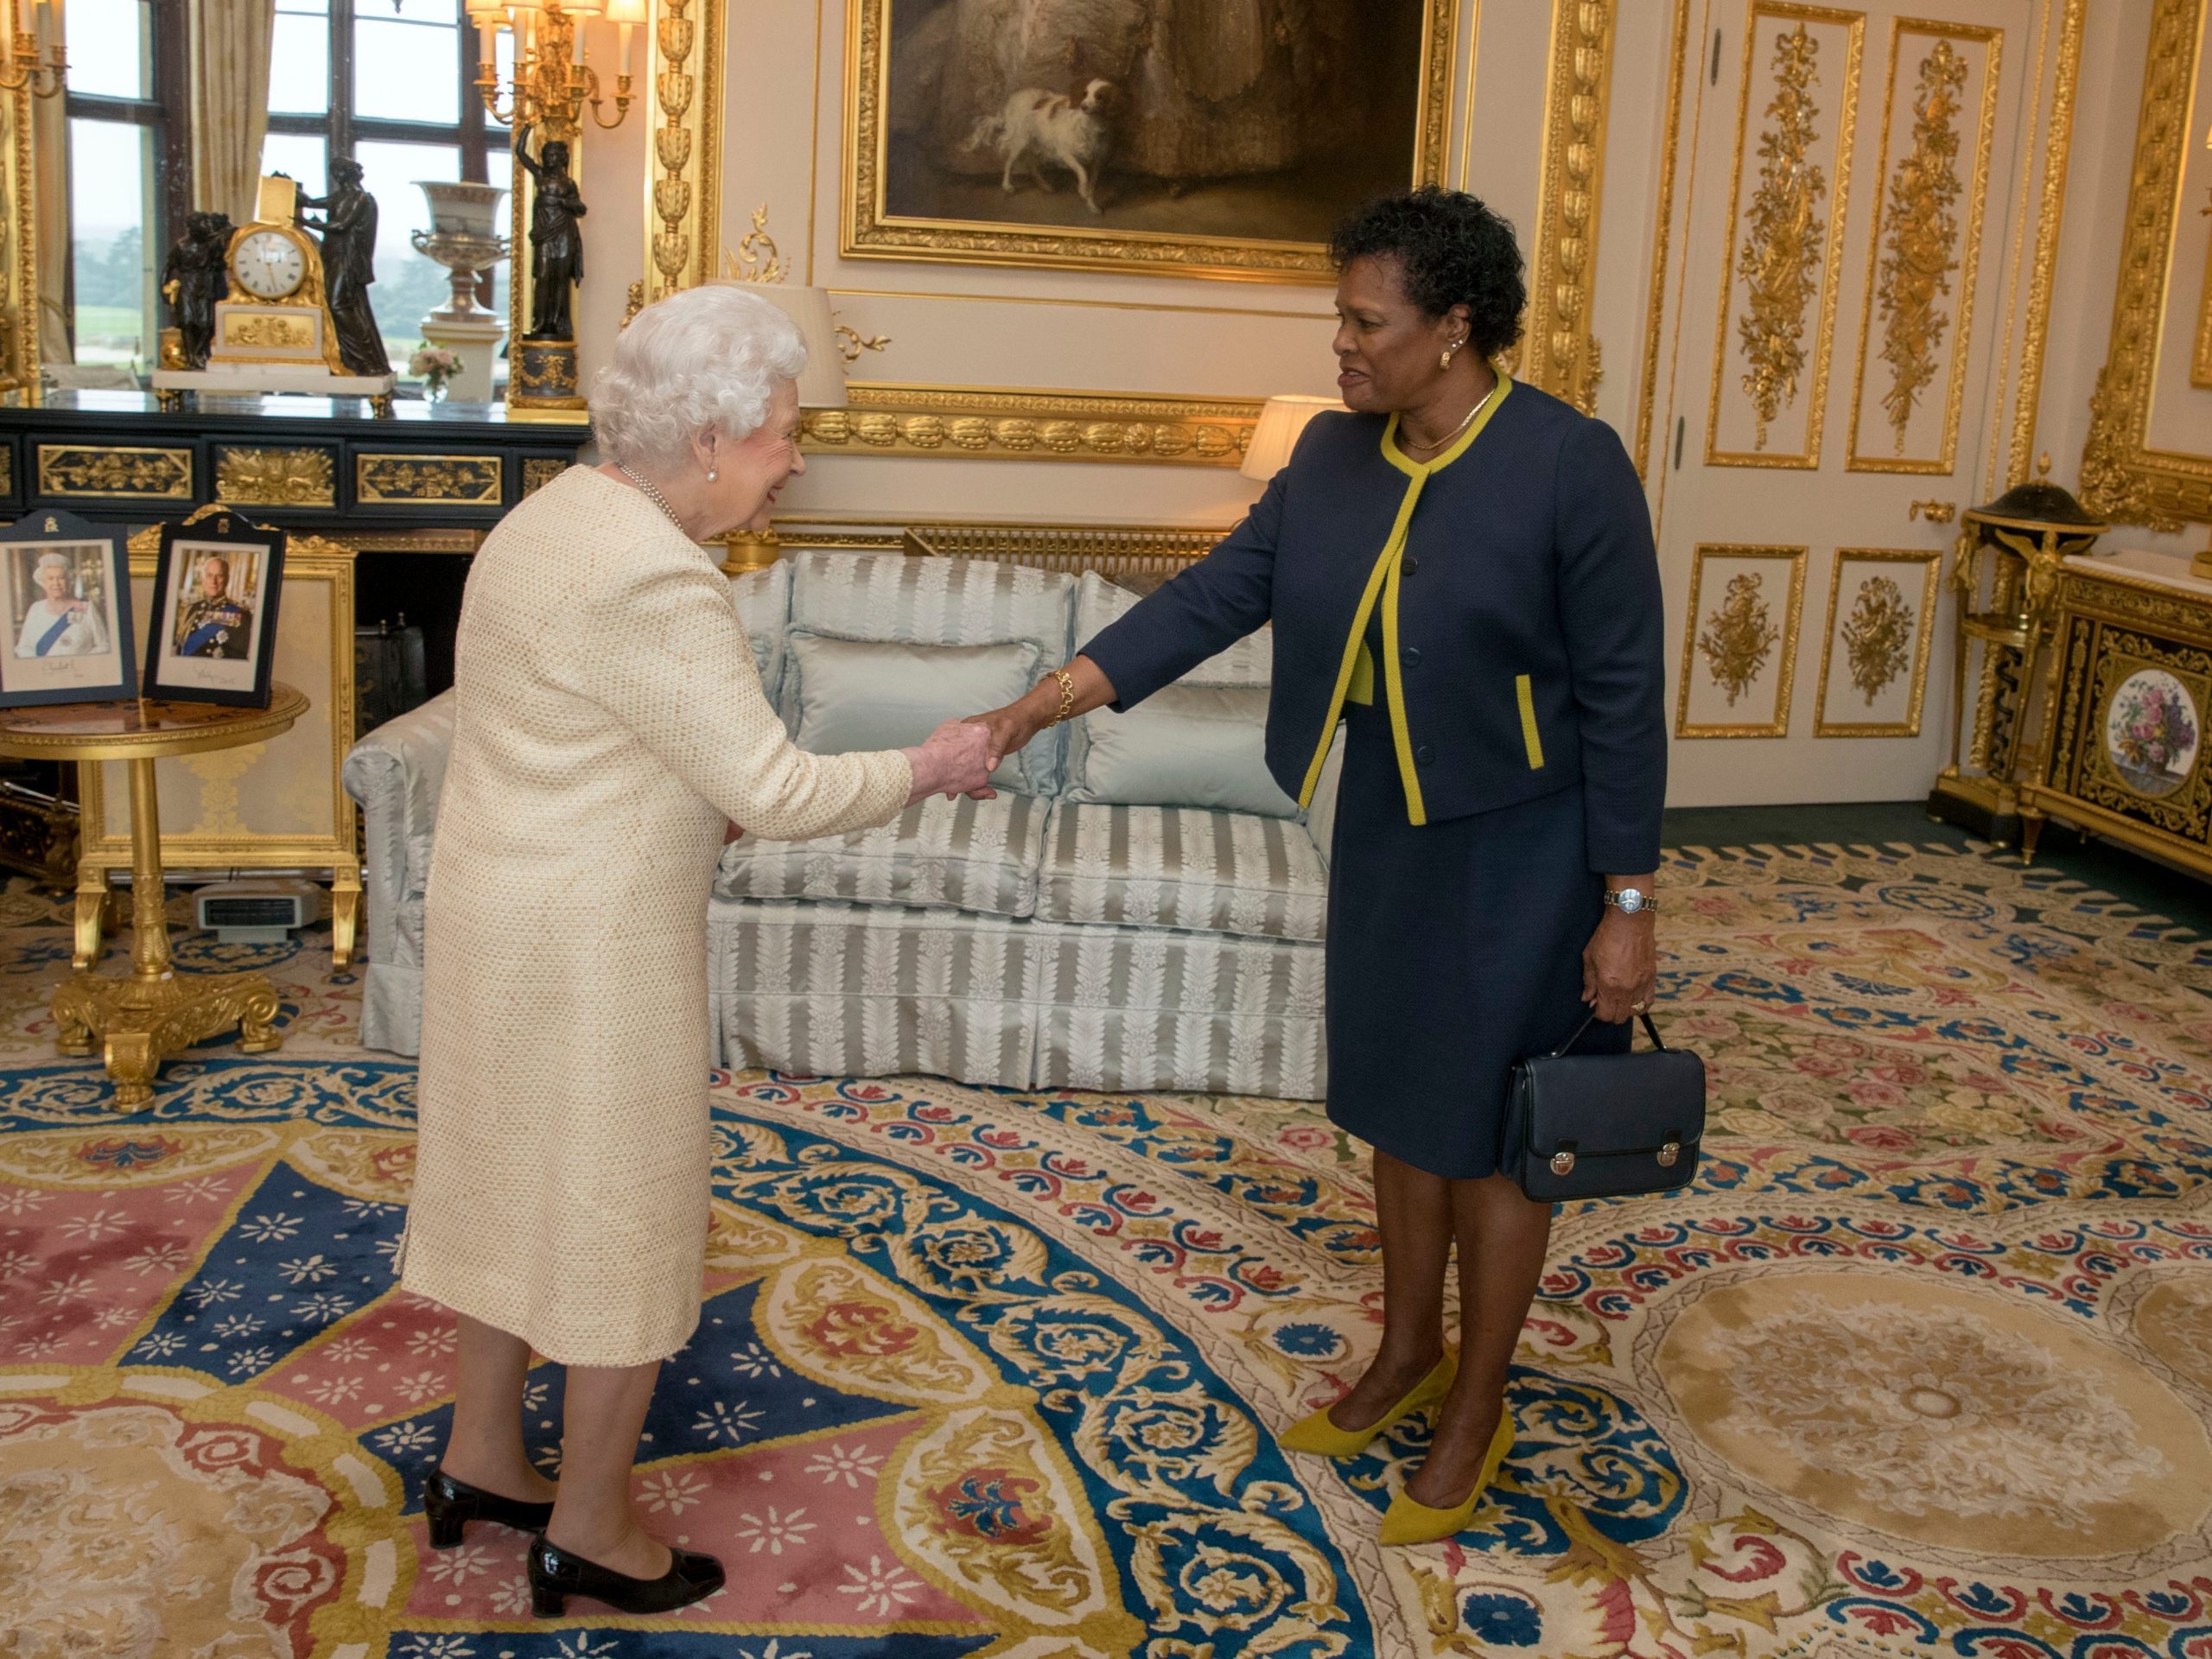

144,513,286,709
0,509,137,707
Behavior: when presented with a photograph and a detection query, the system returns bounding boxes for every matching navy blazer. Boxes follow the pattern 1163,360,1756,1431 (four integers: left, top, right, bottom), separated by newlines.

1080,378,1668,874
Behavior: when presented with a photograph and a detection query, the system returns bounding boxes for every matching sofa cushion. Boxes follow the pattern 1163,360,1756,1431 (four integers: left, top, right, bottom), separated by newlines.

1069,682,1296,818
1036,801,1326,943
785,552,1076,791
1073,569,1272,685
714,790,1052,919
728,560,791,710
786,633,1044,794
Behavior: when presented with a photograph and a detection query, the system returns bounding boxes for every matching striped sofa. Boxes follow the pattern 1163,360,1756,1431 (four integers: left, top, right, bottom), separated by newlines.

343,552,1341,1098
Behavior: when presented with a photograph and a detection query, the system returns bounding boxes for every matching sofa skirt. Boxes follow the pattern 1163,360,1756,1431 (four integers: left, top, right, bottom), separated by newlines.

707,899,1326,1099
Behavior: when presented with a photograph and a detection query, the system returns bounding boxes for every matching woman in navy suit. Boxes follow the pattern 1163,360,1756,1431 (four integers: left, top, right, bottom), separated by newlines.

969,188,1666,1543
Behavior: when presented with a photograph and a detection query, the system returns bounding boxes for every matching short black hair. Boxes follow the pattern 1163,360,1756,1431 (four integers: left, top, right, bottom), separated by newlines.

1328,187,1527,360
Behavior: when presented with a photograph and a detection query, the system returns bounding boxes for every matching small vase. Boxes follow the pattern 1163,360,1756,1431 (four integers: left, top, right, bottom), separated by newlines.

425,378,448,404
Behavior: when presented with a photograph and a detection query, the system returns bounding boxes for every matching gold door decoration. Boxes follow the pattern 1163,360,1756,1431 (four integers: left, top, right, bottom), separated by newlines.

1523,0,1620,419
1706,4,1865,470
1845,22,2003,475
2079,0,2212,528
1814,548,1941,736
1677,543,1809,737
79,527,363,970
214,447,337,508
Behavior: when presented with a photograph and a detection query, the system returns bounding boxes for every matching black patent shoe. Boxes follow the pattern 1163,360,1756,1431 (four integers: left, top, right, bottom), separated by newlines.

422,1466,556,1548
527,1534,726,1618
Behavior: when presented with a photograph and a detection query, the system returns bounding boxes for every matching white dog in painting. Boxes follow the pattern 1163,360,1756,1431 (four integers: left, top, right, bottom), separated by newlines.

969,79,1117,214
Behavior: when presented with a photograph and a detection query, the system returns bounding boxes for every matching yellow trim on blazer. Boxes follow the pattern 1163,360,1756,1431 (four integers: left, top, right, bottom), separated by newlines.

1347,645,1375,705
1516,673,1546,769
1296,373,1513,823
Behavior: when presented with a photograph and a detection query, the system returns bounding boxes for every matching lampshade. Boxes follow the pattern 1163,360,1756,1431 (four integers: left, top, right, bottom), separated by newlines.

725,283,849,409
551,0,601,11
603,0,648,20
1240,393,1341,480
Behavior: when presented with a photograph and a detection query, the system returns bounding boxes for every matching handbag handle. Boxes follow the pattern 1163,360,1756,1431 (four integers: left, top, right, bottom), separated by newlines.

1551,1007,1668,1057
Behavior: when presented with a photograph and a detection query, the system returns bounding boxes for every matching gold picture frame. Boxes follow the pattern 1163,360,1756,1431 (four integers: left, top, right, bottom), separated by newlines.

2079,0,2212,528
840,0,1457,283
1813,548,1942,737
1675,543,1809,738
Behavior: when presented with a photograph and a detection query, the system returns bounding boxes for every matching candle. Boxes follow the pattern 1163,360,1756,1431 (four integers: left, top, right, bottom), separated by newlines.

11,0,28,45
476,15,496,67
617,20,632,77
571,13,586,65
43,0,58,55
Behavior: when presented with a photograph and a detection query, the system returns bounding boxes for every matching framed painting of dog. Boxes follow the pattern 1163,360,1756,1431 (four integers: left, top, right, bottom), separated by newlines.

845,0,1458,283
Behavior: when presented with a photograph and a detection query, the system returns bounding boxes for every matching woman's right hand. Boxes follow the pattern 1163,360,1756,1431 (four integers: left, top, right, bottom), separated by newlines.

902,718,998,805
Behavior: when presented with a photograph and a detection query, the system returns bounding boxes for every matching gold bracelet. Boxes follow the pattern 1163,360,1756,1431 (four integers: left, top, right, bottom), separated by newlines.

1045,668,1076,727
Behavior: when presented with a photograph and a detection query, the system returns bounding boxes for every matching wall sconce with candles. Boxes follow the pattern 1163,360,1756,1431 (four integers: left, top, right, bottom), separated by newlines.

2,0,67,97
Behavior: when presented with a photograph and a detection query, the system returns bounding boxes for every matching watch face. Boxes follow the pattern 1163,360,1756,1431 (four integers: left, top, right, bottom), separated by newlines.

1611,888,1647,913
233,230,307,300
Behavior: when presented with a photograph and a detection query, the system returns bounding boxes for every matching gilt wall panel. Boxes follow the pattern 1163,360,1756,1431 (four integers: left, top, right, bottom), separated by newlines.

1704,3,1866,471
1843,21,2003,475
1675,543,1811,737
1813,548,1942,735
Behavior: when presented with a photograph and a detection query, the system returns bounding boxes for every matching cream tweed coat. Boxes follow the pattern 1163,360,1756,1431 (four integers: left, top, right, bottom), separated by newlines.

400,467,912,1366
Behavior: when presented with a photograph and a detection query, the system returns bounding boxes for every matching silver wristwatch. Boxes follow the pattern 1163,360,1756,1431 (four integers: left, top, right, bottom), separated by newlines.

1603,887,1656,915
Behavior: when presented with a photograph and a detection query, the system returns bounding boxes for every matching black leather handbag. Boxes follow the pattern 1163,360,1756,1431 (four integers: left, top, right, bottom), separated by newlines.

1500,1011,1706,1202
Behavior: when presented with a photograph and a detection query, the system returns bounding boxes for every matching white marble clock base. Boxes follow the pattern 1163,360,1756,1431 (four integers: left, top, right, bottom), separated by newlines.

153,365,401,416
154,366,399,396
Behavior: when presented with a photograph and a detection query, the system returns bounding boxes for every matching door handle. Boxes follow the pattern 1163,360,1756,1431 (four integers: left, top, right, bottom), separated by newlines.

1909,499,1957,524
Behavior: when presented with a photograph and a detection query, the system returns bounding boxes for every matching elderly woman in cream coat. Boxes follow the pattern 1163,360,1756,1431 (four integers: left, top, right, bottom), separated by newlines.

399,285,996,1618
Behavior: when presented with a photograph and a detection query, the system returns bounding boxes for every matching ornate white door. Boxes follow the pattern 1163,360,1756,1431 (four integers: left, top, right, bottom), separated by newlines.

1648,0,2045,804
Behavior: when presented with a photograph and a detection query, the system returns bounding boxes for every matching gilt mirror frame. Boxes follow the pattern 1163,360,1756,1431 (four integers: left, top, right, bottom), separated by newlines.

2078,0,2212,531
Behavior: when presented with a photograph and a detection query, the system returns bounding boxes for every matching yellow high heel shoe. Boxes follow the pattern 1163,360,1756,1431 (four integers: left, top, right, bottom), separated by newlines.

1278,1351,1456,1459
1378,1404,1514,1546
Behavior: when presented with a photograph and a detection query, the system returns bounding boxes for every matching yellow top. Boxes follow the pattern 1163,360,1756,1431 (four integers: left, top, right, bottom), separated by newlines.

1300,374,1514,826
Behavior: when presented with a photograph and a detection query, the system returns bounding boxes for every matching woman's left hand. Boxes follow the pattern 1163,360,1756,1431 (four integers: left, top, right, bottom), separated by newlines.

1582,909,1657,1025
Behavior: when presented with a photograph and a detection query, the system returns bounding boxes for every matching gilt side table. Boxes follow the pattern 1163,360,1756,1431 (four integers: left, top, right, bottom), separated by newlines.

0,684,309,1109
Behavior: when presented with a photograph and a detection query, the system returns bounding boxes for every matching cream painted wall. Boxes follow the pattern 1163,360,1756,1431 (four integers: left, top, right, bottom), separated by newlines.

554,0,2191,804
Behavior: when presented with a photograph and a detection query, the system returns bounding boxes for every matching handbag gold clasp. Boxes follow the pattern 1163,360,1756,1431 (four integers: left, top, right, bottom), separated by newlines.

1549,1149,1575,1177
1657,1139,1681,1168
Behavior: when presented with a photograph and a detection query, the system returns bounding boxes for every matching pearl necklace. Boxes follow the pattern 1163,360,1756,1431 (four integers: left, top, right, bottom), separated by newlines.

1399,373,1503,459
616,464,685,531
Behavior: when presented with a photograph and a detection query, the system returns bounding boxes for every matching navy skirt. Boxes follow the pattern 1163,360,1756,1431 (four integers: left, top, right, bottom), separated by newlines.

1324,697,1624,1179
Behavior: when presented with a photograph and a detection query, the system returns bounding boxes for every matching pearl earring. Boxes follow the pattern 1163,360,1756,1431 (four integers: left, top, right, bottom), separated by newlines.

707,469,717,481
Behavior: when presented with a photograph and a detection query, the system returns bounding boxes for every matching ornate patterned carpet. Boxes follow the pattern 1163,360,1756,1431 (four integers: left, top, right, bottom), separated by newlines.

1,839,2209,1659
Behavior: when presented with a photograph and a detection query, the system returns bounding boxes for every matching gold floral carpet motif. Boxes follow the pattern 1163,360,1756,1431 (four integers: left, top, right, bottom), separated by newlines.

0,841,2209,1658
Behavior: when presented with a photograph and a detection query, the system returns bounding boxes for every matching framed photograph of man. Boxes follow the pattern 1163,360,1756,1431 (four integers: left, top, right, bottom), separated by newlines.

844,0,1457,282
144,515,286,708
0,510,137,707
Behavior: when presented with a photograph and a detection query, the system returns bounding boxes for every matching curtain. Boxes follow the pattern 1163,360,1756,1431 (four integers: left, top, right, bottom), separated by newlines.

32,53,69,365
189,0,276,226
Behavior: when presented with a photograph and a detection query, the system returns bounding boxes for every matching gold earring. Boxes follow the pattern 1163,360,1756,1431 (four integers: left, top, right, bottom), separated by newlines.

1440,342,1458,372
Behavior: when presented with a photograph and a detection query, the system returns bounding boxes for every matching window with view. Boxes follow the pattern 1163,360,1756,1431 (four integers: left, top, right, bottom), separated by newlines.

264,0,511,387
65,0,177,372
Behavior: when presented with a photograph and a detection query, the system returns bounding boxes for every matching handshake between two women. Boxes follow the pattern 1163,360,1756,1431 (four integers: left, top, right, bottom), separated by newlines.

899,655,1117,807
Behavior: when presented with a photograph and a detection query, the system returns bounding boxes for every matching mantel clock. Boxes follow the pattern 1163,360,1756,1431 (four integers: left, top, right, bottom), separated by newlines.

209,177,347,375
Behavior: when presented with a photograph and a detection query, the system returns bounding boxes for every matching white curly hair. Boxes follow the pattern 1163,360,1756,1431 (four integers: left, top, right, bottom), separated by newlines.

588,284,806,469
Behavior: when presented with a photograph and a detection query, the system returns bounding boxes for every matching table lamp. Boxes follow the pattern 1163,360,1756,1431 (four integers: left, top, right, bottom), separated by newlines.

1241,394,1342,480
725,283,848,410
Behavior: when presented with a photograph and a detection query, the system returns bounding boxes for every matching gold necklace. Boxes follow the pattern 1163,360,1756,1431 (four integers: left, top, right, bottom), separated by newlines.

1399,374,1500,457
